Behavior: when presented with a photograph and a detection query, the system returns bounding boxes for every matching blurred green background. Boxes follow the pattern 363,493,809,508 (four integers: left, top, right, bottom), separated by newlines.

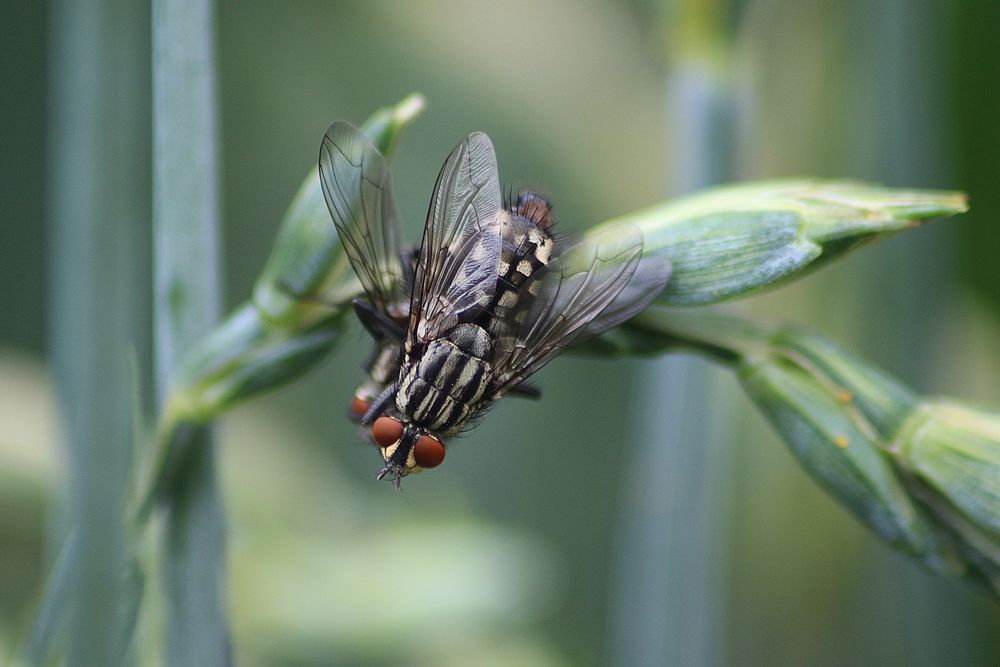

2,0,999,665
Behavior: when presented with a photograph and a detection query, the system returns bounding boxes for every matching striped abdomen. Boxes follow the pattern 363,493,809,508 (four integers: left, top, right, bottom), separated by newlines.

486,201,554,326
395,323,493,432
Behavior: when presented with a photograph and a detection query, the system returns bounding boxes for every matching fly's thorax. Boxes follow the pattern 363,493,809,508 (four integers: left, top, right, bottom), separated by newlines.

414,228,499,344
396,323,493,432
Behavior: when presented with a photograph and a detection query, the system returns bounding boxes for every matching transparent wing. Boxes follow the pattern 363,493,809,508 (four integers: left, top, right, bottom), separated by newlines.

487,225,646,397
319,121,404,312
407,132,503,347
578,252,671,340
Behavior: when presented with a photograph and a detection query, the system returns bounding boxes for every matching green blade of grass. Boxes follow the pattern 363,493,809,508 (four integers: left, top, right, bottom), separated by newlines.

610,5,736,664
152,0,230,663
24,531,77,665
44,0,149,663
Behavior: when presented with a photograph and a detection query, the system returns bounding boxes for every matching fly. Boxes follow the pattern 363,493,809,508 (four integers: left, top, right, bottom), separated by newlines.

319,122,671,485
345,194,554,426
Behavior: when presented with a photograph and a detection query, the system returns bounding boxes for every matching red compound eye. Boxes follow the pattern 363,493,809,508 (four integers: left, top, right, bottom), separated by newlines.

413,434,445,469
371,417,403,448
350,396,370,418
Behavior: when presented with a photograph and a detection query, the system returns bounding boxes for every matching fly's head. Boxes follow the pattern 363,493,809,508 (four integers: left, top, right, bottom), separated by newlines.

369,413,446,486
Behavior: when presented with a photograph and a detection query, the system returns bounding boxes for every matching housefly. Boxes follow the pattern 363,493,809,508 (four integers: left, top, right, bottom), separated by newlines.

319,121,670,485
320,121,552,426
344,193,554,426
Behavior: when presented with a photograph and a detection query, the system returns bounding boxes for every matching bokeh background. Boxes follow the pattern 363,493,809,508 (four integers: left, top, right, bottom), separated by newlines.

3,0,1000,664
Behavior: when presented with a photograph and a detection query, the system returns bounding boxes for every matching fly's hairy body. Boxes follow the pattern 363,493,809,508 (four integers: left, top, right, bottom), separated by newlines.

319,121,671,484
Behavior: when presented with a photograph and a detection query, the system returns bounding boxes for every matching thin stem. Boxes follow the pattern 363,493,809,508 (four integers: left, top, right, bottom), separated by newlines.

847,0,988,656
46,0,149,663
152,0,230,663
609,2,738,664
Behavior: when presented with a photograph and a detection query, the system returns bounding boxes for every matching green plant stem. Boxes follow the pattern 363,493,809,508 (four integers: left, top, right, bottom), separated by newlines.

152,0,230,663
610,3,737,664
24,530,77,664
850,0,988,656
45,0,149,663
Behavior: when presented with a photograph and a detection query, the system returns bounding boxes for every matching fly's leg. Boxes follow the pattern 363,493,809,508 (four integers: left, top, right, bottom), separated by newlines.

361,381,399,426
353,298,405,342
509,381,542,400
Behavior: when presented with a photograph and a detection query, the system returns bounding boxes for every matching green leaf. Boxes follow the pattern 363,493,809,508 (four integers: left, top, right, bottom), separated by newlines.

738,350,939,559
169,304,347,421
590,180,967,304
608,305,1000,596
765,325,920,439
896,400,1000,587
899,401,1000,536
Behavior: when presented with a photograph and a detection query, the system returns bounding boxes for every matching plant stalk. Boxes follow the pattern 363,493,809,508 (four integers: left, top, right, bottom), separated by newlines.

610,2,737,664
152,0,230,663
46,0,149,663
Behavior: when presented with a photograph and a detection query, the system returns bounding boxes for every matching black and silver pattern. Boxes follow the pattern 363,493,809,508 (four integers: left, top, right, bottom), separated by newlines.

319,121,671,485
343,195,554,426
